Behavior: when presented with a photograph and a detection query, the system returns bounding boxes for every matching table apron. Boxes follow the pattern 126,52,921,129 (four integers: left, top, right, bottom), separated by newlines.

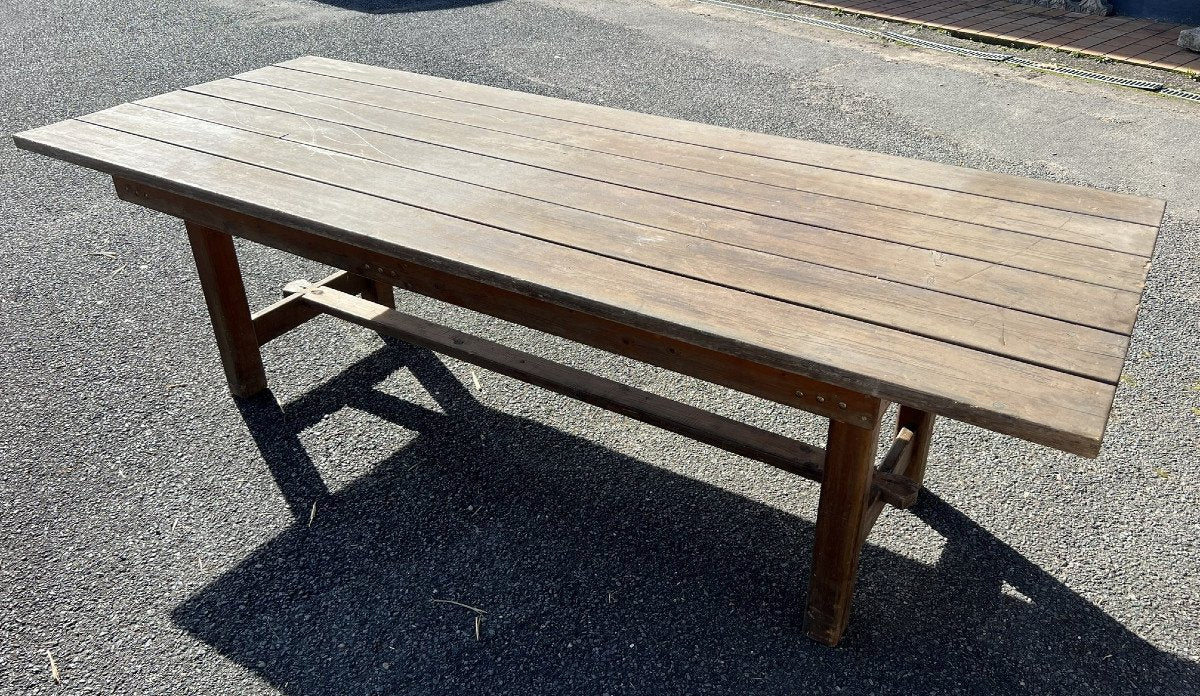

113,176,882,428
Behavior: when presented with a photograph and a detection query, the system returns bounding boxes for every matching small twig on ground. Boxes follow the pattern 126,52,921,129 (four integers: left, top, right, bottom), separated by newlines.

46,649,61,684
470,369,482,392
475,615,482,641
308,501,317,528
431,598,487,614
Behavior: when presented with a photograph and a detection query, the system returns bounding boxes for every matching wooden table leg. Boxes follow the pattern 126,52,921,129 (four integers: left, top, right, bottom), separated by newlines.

805,412,883,646
361,278,395,308
897,406,936,487
185,222,267,398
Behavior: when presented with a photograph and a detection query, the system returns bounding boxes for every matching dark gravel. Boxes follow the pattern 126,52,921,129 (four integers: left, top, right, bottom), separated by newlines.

2,0,1198,694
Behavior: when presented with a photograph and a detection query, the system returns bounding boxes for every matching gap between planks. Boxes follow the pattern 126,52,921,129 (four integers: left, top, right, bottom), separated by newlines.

79,102,1131,383
278,56,1165,230
224,66,1157,262
124,89,1145,337
13,115,1119,456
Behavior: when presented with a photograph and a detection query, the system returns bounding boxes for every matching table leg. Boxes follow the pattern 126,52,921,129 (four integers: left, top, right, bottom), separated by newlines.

805,414,882,645
897,406,935,487
361,278,395,308
185,222,267,398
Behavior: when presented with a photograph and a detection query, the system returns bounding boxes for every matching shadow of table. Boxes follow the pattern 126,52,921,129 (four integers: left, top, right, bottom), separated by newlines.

173,339,1198,694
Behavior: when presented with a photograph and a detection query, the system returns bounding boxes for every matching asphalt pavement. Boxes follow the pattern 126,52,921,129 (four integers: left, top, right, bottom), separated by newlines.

2,0,1198,693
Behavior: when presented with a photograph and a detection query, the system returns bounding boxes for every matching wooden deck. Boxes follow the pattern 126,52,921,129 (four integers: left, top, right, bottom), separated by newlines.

14,55,1162,457
788,0,1200,73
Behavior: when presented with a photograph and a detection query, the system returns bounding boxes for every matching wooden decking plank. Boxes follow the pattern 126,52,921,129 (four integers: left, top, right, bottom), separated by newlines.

180,76,1153,296
83,101,1129,382
280,56,1166,231
115,176,886,429
162,81,1149,297
13,118,1115,456
240,67,1158,257
233,66,1157,260
146,85,1145,333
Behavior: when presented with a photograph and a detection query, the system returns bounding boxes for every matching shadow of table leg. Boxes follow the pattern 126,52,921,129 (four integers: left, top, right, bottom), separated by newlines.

233,337,485,522
235,391,330,522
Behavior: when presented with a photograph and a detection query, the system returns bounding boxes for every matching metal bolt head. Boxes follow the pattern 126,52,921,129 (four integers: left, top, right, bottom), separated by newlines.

838,402,847,409
816,396,825,403
794,390,805,398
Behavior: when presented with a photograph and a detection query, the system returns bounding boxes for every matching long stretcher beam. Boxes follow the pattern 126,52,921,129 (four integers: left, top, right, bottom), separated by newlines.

270,276,919,509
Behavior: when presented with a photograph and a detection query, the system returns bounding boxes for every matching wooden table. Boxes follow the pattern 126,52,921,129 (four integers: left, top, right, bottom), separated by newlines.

14,56,1163,646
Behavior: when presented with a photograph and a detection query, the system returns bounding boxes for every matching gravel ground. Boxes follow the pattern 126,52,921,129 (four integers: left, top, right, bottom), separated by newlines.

2,0,1198,694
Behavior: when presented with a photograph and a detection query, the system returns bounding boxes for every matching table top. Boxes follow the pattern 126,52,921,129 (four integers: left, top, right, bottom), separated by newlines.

13,56,1163,457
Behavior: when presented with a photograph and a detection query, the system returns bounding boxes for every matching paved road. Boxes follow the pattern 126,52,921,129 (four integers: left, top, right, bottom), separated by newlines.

2,0,1198,693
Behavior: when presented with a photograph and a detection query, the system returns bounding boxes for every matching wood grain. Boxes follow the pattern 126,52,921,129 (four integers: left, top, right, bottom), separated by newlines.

184,223,267,397
11,108,1135,456
113,177,884,427
806,414,883,646
238,64,1156,256
281,55,1166,230
145,83,1152,295
88,100,1129,381
203,71,1155,290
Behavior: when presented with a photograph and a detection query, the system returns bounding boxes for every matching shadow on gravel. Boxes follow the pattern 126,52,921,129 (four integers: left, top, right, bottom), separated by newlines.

176,338,1198,694
314,0,503,13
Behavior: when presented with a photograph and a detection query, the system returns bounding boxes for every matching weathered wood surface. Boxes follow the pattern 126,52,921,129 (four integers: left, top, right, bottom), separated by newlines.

281,283,914,508
12,57,1165,457
232,64,1157,258
806,413,885,645
170,79,1150,305
184,223,267,398
111,178,885,428
78,101,1129,380
251,269,371,345
283,56,1165,229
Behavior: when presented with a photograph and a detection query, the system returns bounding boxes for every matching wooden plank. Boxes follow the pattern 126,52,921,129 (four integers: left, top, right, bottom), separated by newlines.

146,84,1152,295
879,427,916,477
184,223,267,397
12,119,1119,456
138,88,1146,335
236,65,1158,258
115,177,884,428
280,56,1167,230
287,284,915,500
250,269,370,345
294,283,916,507
897,406,937,487
860,429,918,548
223,67,1158,264
90,101,1129,381
806,414,883,646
